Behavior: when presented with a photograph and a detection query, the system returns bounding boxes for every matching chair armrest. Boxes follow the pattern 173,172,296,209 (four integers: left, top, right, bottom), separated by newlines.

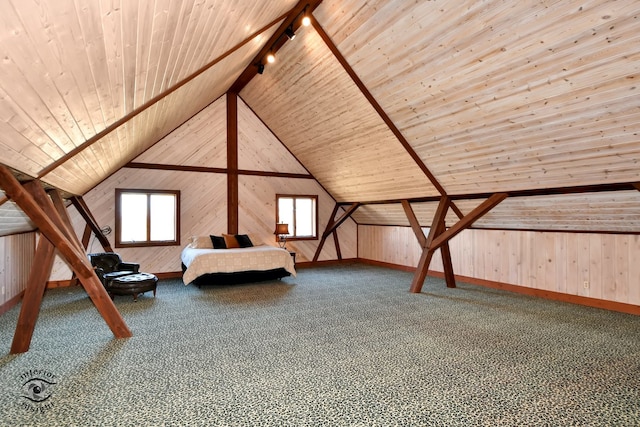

118,262,140,273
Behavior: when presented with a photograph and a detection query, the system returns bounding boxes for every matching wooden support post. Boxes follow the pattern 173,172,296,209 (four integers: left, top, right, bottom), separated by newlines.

0,167,131,352
410,194,508,293
313,203,359,262
313,204,339,262
333,230,342,260
409,196,450,293
227,92,239,235
10,236,56,353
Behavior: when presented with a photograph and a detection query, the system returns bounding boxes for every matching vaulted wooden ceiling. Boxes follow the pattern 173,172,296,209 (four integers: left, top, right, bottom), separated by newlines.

1,0,639,236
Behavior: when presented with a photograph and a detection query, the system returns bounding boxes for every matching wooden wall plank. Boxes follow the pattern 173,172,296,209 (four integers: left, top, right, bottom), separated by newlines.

359,224,640,307
0,232,35,308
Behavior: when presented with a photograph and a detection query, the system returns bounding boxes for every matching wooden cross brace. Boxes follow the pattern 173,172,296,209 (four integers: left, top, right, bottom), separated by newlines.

404,193,508,293
0,166,131,353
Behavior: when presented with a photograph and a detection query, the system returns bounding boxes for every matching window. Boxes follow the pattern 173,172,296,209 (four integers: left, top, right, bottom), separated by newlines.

276,194,318,240
115,189,180,248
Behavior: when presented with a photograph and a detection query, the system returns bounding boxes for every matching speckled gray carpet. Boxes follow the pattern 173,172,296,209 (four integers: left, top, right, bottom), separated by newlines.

0,263,639,426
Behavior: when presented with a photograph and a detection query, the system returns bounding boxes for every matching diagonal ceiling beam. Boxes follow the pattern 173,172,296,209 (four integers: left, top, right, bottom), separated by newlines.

401,200,427,248
69,196,113,252
429,193,508,251
37,11,293,181
311,15,447,197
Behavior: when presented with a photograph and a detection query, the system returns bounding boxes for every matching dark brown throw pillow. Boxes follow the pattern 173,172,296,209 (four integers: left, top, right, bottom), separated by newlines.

210,235,227,249
235,234,253,248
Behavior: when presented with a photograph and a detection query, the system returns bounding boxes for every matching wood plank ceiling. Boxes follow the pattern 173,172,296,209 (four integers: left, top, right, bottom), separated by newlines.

1,0,639,236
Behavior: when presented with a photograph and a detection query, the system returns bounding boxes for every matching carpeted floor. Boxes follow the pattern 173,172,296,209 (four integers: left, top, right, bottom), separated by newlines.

0,263,639,426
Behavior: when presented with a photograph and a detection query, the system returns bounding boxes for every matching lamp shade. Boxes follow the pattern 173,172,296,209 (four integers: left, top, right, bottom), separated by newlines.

275,223,289,235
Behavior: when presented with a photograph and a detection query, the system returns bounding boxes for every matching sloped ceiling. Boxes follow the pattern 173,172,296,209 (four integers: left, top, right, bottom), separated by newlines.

1,0,639,237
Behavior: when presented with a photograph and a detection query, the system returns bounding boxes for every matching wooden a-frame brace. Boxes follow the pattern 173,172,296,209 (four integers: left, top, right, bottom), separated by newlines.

70,196,113,252
406,193,508,293
0,166,131,353
313,203,360,262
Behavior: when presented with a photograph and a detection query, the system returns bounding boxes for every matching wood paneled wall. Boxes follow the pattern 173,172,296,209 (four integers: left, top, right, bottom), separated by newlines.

239,175,357,262
0,232,35,309
50,93,358,281
359,225,640,306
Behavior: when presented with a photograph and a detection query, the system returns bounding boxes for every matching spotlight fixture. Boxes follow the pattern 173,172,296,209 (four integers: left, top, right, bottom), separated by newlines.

256,62,264,74
285,26,296,40
302,14,311,26
266,52,275,63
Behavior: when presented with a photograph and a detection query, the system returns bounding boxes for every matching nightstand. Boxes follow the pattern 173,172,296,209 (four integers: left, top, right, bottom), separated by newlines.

289,251,296,266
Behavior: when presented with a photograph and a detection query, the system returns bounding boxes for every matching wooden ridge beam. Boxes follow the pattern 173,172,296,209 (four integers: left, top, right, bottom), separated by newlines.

0,166,131,352
230,0,323,93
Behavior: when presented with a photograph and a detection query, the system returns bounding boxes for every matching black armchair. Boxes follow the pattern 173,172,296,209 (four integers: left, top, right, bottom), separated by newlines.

88,252,140,285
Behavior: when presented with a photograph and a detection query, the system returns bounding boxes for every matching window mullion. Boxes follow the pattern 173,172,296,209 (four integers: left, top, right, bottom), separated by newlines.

146,194,152,242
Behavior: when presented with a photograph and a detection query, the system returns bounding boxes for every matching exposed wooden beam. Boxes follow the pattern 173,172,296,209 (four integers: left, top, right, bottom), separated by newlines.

401,200,427,248
70,196,113,252
410,196,450,293
312,17,447,197
37,12,291,180
230,0,324,93
0,166,131,348
227,92,239,235
403,198,456,291
345,181,640,205
313,204,340,262
313,203,359,262
323,203,360,238
634,183,640,191
125,162,314,179
48,189,83,253
430,193,508,252
333,230,342,260
440,237,456,289
10,236,56,353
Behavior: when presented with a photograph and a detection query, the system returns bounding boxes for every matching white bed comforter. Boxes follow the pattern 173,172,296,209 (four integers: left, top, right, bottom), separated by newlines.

181,244,296,285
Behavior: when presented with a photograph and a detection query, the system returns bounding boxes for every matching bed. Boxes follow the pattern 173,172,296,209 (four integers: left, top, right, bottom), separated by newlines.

181,235,296,286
